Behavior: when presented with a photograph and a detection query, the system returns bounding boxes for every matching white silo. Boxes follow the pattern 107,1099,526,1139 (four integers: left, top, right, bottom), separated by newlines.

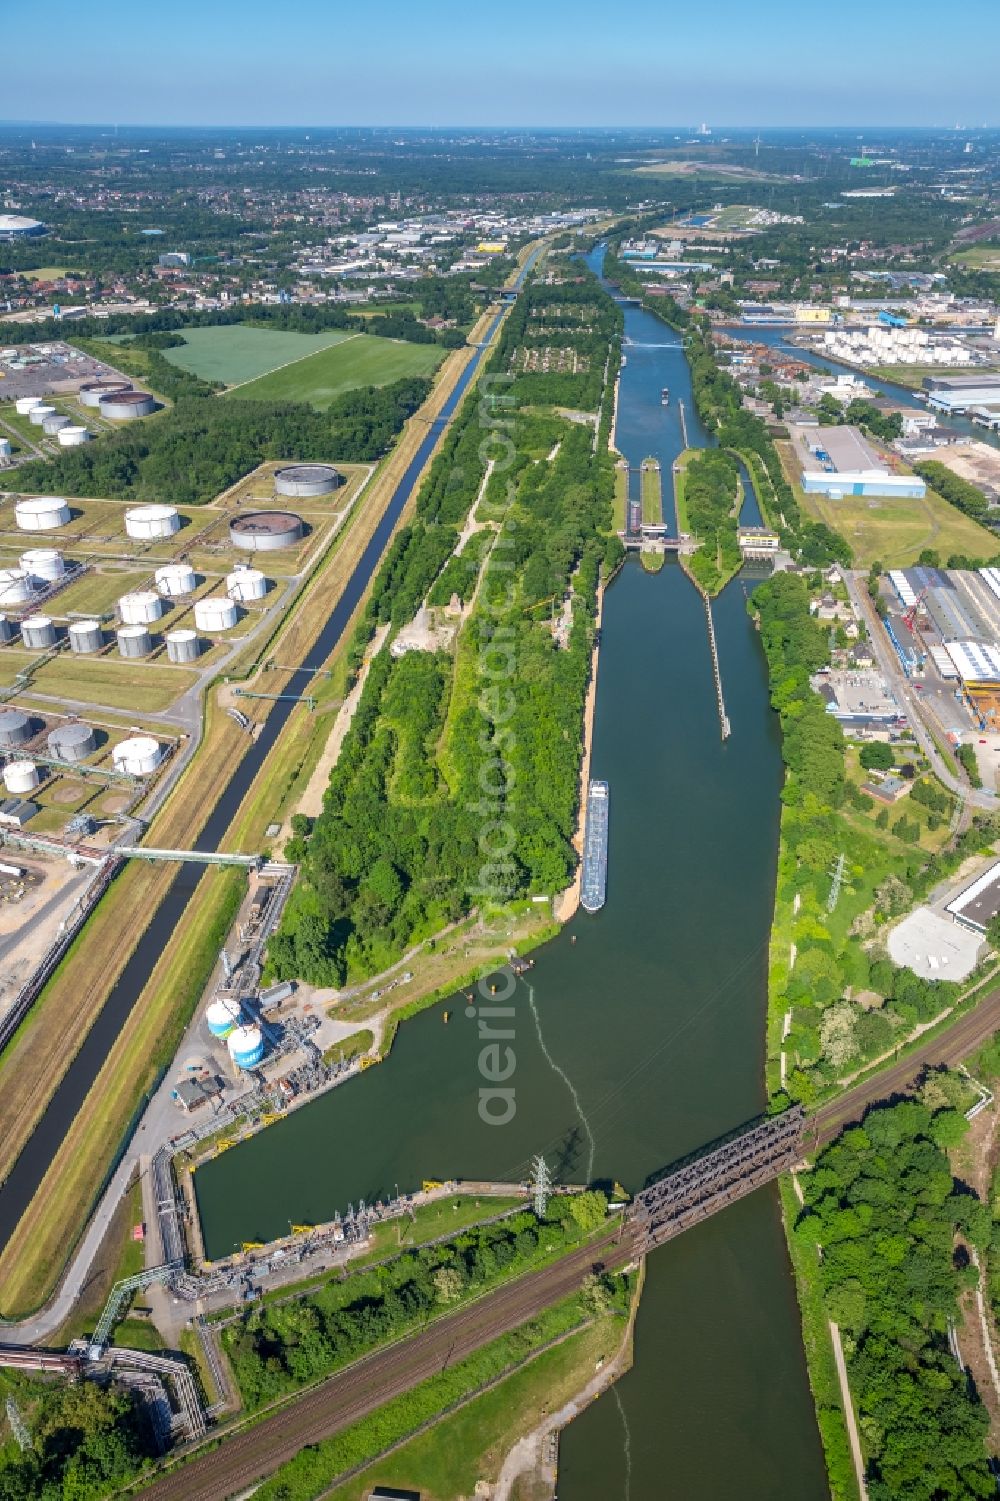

226,567,268,602
58,426,91,447
166,629,200,663
206,998,241,1038
112,735,162,775
0,438,11,460
118,590,164,626
124,505,180,540
0,568,34,606
68,620,104,654
20,549,64,583
48,722,97,762
15,497,70,532
194,596,238,632
3,760,40,796
116,624,152,658
42,414,71,436
21,615,56,649
15,397,41,416
154,563,197,597
227,1024,265,1070
28,405,55,426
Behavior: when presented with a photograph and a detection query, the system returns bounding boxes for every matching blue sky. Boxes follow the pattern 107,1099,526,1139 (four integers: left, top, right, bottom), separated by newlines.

4,0,997,127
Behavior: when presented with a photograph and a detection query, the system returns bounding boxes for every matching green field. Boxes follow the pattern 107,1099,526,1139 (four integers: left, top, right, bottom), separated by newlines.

161,325,356,387
948,243,1000,270
228,333,445,409
776,442,999,567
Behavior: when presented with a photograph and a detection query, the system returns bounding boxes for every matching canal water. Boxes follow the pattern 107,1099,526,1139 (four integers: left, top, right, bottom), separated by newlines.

196,255,830,1498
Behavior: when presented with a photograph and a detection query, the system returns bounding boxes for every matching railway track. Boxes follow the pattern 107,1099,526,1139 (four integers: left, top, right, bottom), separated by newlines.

136,1229,623,1500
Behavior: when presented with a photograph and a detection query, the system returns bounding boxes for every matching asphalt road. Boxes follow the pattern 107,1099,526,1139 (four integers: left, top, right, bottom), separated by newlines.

135,1230,623,1501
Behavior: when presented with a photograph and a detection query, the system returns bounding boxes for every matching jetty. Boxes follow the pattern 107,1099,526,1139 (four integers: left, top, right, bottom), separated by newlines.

700,590,731,740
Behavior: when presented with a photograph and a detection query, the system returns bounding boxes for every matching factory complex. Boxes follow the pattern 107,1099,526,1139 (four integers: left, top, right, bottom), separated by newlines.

787,420,927,499
885,564,1000,723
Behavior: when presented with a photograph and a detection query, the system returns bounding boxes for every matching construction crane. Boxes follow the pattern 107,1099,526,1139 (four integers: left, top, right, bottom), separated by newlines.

903,588,929,634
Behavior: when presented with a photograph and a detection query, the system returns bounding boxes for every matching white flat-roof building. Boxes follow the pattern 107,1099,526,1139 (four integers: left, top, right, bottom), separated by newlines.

802,470,926,499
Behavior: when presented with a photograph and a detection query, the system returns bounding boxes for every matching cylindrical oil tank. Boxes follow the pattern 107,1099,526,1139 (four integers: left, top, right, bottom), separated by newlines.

118,590,163,626
57,425,91,447
99,390,156,421
206,998,241,1038
21,614,56,649
229,510,304,552
0,708,32,747
194,596,237,632
28,405,55,426
48,722,96,762
0,568,34,606
124,504,180,540
68,619,103,654
116,624,152,658
20,549,64,583
15,497,70,531
42,413,71,436
3,760,40,796
166,628,200,663
112,734,162,775
227,1024,265,1070
0,438,11,459
154,563,196,597
274,463,340,497
226,567,268,602
78,378,130,408
15,396,42,416
0,616,13,645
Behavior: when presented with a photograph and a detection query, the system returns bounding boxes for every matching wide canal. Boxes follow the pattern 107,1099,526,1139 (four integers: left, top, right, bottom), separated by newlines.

197,252,830,1498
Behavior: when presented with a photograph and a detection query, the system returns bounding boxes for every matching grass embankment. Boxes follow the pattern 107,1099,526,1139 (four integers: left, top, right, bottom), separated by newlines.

333,1299,630,1499
321,1029,374,1067
0,329,493,1318
773,440,997,569
228,335,445,411
640,456,661,525
613,460,627,530
640,547,665,572
778,1178,861,1501
673,447,694,531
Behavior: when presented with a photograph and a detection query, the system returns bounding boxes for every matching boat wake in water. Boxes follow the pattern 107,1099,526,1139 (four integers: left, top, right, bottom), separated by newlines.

525,983,597,1182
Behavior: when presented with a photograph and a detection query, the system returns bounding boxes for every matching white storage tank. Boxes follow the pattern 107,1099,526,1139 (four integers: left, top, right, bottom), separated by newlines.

229,511,304,552
274,463,340,497
0,568,34,606
0,438,11,460
112,735,162,776
124,504,180,541
48,722,97,762
226,567,268,602
3,760,40,796
15,497,70,532
194,596,237,632
78,378,130,408
42,414,71,436
20,549,64,583
0,708,32,747
166,628,200,663
28,405,55,426
0,616,13,645
68,619,103,654
57,425,91,447
21,614,55,650
227,1024,265,1070
154,563,196,597
15,396,42,416
118,590,163,626
206,998,241,1038
99,390,156,420
116,624,152,658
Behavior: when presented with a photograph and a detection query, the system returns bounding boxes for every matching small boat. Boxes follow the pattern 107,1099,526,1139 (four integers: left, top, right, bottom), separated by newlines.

443,1011,450,1024
661,387,670,406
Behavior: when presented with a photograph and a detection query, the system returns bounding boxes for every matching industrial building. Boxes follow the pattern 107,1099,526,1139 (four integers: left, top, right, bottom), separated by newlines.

924,375,1000,416
790,421,926,500
946,862,1000,935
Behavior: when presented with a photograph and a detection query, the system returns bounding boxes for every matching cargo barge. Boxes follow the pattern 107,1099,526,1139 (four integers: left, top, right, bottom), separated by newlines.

580,779,609,913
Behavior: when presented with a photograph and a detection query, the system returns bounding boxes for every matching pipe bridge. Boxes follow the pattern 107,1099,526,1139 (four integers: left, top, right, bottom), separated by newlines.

629,1105,806,1252
111,846,263,869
